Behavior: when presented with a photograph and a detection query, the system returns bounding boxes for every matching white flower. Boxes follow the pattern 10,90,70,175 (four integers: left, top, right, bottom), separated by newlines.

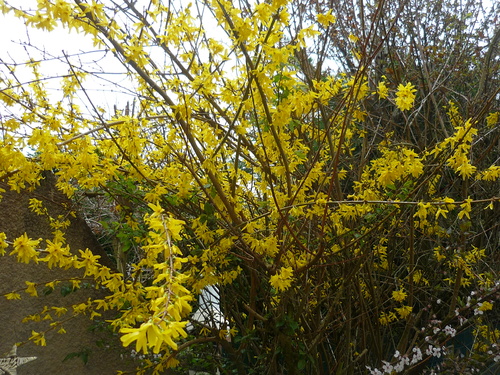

444,325,456,337
432,346,442,358
394,360,405,372
411,347,422,364
382,360,393,373
366,366,383,375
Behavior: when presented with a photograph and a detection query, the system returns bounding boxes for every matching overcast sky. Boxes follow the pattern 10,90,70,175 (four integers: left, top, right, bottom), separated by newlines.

0,9,133,117
1,0,496,119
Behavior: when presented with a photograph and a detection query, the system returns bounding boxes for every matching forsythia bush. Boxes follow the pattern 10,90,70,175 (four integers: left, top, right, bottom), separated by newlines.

0,0,499,374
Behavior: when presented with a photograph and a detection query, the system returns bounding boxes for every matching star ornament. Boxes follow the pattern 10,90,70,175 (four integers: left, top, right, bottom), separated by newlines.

0,345,37,375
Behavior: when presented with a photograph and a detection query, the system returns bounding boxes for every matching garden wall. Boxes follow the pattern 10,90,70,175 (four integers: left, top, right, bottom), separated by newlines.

0,172,135,374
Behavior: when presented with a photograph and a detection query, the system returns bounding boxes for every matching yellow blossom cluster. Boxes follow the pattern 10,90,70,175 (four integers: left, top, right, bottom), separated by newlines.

270,267,294,292
394,82,417,111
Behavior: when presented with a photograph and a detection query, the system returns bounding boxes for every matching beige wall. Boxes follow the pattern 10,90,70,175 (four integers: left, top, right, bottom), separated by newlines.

0,173,136,374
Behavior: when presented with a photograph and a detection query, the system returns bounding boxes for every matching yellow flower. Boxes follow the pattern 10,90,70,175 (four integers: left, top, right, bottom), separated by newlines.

435,207,448,219
395,305,413,319
486,112,498,128
478,301,493,312
479,166,500,181
0,232,8,255
73,302,89,315
10,233,40,263
317,11,336,27
5,292,21,300
414,202,431,221
395,82,416,111
52,306,68,317
120,320,186,354
434,247,446,262
30,330,46,346
392,288,407,302
43,313,53,321
43,240,71,268
166,216,185,241
460,277,471,287
270,267,294,292
200,327,211,336
28,198,45,215
71,279,81,289
166,356,180,368
377,80,389,99
77,248,101,276
412,269,429,285
379,311,397,325
458,198,472,220
25,281,38,297
455,161,476,179
147,202,164,215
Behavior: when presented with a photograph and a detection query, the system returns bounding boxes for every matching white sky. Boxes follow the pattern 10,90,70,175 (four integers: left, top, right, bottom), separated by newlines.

0,0,496,119
0,0,230,118
0,9,132,117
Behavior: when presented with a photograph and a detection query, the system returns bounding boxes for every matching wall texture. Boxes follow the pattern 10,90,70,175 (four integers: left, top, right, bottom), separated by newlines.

0,172,136,374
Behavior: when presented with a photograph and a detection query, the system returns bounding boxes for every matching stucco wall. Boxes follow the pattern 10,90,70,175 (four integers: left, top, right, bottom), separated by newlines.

0,173,136,374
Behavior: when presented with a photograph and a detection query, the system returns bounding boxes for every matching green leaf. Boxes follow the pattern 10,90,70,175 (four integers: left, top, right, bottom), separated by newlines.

60,284,77,297
298,358,306,370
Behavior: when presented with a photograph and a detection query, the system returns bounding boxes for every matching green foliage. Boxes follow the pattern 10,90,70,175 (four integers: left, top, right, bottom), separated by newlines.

63,347,91,365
